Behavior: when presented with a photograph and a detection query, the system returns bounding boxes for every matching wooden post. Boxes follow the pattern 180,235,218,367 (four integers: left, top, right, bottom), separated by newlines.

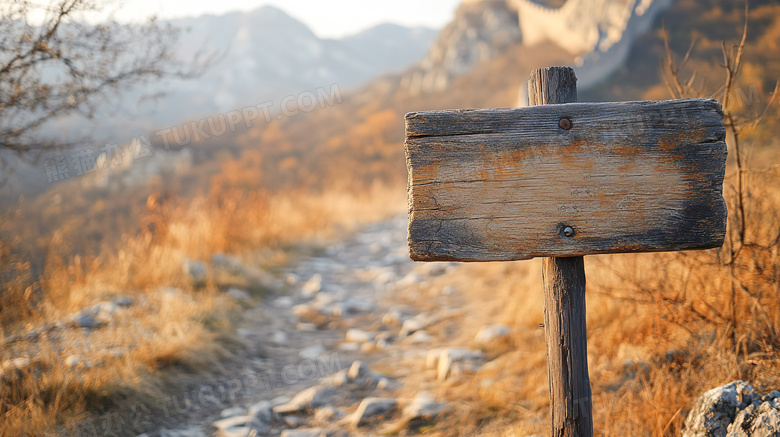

405,65,726,437
529,67,593,437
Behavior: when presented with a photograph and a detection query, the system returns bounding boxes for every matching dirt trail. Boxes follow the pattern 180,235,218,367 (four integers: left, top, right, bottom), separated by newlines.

151,215,497,437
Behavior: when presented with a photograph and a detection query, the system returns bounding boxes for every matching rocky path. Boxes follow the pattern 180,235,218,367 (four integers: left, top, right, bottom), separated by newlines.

155,215,508,437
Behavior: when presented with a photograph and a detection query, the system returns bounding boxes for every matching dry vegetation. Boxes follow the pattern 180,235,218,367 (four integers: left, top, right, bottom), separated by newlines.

1,0,779,435
389,4,780,436
0,185,404,436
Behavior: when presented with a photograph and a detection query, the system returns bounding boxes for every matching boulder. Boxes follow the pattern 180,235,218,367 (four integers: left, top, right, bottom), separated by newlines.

729,399,780,436
682,380,775,437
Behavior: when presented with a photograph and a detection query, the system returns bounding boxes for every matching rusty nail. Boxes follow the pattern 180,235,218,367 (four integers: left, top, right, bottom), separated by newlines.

563,226,575,237
559,117,572,130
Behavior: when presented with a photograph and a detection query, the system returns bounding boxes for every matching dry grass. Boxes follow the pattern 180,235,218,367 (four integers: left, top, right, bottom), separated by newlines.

0,183,404,436
384,150,780,436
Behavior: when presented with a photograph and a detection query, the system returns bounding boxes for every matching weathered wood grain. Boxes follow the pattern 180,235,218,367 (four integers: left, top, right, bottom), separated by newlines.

532,66,593,437
405,98,727,262
543,256,592,437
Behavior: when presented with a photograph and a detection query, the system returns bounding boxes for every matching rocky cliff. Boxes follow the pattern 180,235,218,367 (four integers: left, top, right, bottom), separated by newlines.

405,0,674,95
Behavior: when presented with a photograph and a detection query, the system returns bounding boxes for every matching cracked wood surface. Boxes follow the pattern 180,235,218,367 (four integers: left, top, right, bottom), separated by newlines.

404,99,728,262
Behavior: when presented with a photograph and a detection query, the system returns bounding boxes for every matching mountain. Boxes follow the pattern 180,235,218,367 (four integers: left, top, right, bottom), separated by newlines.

1,6,437,203
402,0,673,97
46,5,438,143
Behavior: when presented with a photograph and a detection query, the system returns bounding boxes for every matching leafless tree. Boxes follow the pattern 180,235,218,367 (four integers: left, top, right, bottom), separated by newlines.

0,0,206,159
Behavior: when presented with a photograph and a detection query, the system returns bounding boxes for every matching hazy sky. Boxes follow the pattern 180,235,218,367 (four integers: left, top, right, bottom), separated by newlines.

114,0,462,38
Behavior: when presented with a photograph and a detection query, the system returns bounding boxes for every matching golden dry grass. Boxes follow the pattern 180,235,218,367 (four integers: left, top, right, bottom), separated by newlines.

383,151,780,436
0,184,405,436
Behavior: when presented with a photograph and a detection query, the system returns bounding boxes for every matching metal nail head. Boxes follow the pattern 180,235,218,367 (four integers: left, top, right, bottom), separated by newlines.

563,226,575,237
559,117,572,130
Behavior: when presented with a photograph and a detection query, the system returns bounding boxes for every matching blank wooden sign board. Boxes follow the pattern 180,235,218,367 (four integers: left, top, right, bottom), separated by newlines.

404,67,727,436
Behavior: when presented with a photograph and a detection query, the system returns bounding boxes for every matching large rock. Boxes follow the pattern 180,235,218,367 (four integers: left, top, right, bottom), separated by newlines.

682,380,780,437
730,398,780,436
400,0,522,95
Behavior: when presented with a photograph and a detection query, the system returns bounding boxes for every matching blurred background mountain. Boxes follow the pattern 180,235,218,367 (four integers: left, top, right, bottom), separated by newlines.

2,0,778,253
4,0,780,272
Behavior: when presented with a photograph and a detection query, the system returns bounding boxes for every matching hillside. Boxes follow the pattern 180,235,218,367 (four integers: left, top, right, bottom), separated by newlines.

5,0,780,296
0,6,437,206
2,0,780,435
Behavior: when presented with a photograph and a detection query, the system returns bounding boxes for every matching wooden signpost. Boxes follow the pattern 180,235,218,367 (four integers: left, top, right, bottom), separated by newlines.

404,66,727,436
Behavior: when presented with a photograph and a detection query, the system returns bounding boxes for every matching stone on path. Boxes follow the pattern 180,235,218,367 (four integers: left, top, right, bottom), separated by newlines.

405,330,432,344
315,406,346,422
382,308,402,325
292,304,317,320
351,397,398,426
220,407,245,418
299,343,326,359
348,361,370,381
273,386,339,414
399,318,425,336
227,288,251,301
435,348,485,381
346,329,374,343
274,296,294,308
302,274,322,296
403,391,449,419
248,400,272,423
